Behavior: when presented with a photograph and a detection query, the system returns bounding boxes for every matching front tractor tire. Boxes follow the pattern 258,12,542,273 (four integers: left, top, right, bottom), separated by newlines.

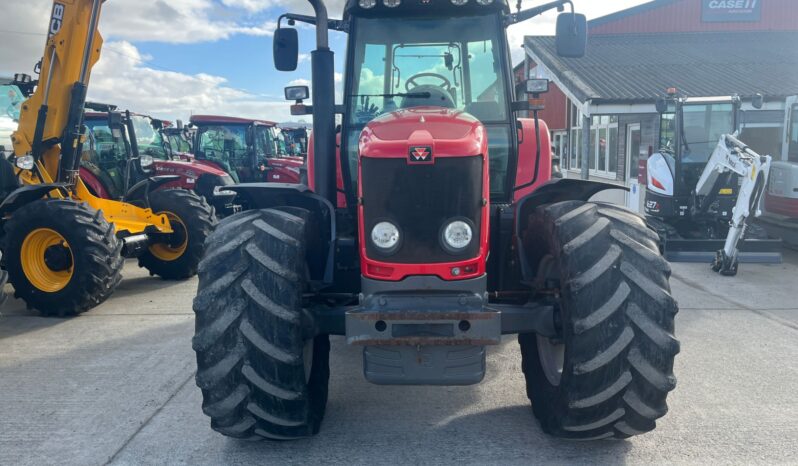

520,201,679,439
138,189,216,280
4,200,124,316
192,208,330,440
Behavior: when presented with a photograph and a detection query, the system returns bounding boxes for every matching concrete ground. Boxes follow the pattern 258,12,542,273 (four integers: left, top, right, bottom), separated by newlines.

1,253,798,466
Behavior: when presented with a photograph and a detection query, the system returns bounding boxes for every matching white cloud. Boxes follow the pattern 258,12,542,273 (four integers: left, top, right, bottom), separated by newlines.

87,41,295,123
288,78,311,86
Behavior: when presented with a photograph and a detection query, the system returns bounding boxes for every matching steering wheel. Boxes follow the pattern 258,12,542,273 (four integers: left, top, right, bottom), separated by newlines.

405,73,451,92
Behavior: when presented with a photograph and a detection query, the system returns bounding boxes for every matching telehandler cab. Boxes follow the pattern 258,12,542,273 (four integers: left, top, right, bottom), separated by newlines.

192,0,679,440
0,0,214,315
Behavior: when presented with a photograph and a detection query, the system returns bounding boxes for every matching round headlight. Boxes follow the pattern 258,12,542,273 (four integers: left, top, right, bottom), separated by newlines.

383,0,401,7
371,221,400,252
14,155,35,170
442,220,473,252
476,0,493,4
140,154,154,168
359,0,376,8
450,0,468,5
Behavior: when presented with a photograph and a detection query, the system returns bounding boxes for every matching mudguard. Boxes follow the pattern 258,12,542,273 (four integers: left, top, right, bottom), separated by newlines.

514,178,627,281
227,182,336,286
0,183,70,217
124,175,180,204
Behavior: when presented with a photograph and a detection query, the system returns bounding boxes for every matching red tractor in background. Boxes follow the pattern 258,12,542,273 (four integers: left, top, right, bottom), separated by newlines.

82,107,239,217
190,115,304,184
279,125,310,157
160,120,195,161
192,0,679,441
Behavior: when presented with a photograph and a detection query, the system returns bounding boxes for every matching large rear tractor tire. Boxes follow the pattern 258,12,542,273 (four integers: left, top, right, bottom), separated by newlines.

139,188,216,280
193,208,330,440
4,199,123,316
519,201,679,439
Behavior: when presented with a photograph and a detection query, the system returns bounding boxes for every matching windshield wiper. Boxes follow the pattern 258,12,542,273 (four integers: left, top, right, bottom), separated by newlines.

350,92,431,99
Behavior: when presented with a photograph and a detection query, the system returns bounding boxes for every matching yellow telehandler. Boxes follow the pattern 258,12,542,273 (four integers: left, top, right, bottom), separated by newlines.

0,0,215,316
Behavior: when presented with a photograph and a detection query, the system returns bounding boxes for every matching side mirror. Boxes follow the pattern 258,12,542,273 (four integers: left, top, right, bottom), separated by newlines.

752,93,764,110
151,119,164,130
245,127,254,147
107,111,124,130
285,86,309,101
273,27,299,72
176,119,184,130
655,98,668,114
526,78,549,94
555,13,587,58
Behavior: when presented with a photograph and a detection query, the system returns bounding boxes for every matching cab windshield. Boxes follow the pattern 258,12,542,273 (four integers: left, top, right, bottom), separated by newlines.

131,115,169,160
346,14,512,197
1,84,24,120
196,124,275,181
660,103,734,164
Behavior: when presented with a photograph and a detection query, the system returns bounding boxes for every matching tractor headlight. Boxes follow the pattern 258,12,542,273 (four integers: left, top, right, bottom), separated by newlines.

476,0,493,4
359,0,376,8
139,154,154,169
451,0,468,5
383,0,401,7
14,155,34,170
371,221,400,253
441,219,473,252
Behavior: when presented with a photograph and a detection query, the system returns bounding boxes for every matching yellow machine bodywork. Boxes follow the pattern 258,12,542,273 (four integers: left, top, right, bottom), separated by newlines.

10,0,172,236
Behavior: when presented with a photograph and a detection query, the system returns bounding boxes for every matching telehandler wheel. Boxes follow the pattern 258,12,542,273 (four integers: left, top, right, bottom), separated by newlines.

4,199,123,317
519,201,679,439
139,189,215,280
193,208,330,440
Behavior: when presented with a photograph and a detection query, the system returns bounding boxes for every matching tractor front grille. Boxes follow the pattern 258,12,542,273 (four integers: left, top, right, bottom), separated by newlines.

361,155,483,264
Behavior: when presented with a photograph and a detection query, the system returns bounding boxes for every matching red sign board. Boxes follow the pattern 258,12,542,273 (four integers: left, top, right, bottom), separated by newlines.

702,0,762,22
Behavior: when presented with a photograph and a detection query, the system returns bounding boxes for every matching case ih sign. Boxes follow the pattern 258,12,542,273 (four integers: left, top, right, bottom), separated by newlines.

702,0,761,22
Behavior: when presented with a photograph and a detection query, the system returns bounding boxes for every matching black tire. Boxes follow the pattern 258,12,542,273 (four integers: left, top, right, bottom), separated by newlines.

0,252,7,309
193,208,330,440
139,188,216,280
4,199,123,316
519,201,679,439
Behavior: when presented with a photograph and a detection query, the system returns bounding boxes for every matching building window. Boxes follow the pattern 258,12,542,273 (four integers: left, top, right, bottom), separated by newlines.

569,104,582,170
590,115,618,178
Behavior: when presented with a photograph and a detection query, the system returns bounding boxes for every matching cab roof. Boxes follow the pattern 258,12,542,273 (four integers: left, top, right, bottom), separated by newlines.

190,115,277,126
343,0,509,20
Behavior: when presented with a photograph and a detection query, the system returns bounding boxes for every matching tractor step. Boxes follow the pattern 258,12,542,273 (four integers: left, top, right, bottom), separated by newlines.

663,238,783,263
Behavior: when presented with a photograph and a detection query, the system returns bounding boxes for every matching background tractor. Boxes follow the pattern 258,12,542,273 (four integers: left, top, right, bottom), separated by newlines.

192,0,679,441
190,115,304,184
81,107,239,217
0,0,214,316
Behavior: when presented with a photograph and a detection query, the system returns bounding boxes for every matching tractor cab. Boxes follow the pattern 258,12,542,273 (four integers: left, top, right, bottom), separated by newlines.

0,80,25,157
279,126,309,156
190,115,302,183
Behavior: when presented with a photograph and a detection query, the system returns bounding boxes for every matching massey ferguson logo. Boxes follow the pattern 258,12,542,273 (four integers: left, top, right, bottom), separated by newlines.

408,146,433,163
49,3,65,38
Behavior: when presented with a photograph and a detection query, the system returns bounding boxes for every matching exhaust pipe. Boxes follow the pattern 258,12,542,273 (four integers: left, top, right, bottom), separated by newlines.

307,0,337,206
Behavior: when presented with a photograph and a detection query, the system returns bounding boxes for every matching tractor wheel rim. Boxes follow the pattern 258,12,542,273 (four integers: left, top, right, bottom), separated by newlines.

303,339,314,383
535,253,564,386
20,228,74,293
537,335,564,386
148,211,189,261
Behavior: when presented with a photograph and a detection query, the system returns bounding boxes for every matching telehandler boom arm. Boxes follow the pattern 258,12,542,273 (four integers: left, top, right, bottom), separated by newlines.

12,0,104,185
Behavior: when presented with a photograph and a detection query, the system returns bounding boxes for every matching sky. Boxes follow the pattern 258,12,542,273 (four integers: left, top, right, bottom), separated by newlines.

0,0,650,123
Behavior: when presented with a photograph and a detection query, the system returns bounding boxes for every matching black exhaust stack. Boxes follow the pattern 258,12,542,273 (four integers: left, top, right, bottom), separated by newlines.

307,0,337,205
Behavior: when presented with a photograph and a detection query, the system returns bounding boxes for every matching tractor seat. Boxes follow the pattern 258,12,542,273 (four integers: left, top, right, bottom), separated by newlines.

465,101,502,122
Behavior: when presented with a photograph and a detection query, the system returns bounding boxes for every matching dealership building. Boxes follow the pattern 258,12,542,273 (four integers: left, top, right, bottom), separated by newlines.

521,0,798,212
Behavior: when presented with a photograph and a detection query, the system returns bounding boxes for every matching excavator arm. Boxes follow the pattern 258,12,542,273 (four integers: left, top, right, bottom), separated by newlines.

697,133,772,275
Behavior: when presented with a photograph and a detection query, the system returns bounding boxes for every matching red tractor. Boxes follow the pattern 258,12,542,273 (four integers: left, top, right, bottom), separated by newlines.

192,0,679,441
190,115,305,184
279,125,310,157
82,107,239,216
